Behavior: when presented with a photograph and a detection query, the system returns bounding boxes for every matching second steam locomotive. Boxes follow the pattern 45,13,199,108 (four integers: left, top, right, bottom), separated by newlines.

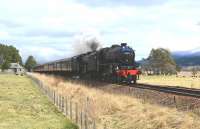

34,43,140,83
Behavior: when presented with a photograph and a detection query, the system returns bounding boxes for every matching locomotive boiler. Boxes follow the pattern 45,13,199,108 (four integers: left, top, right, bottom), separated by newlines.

34,43,140,84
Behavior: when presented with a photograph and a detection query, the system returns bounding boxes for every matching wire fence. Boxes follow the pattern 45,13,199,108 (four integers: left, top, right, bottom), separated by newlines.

27,74,98,129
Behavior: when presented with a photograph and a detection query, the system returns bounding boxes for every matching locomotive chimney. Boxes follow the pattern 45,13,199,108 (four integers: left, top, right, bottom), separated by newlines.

121,43,127,46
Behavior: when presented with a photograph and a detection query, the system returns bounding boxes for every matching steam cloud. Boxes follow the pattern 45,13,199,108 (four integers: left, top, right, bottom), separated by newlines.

73,32,102,54
86,38,101,51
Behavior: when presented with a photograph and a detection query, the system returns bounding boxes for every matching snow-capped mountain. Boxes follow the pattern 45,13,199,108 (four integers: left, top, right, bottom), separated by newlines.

173,47,200,57
172,47,200,66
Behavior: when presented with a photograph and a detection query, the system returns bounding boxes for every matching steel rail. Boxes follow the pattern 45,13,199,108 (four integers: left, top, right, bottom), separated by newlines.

132,83,200,98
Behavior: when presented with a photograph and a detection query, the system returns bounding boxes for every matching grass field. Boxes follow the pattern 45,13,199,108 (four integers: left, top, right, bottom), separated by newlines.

0,74,78,129
138,75,200,88
32,73,200,129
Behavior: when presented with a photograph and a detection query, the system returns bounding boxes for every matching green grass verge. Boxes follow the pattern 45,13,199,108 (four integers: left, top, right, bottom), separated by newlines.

0,74,78,129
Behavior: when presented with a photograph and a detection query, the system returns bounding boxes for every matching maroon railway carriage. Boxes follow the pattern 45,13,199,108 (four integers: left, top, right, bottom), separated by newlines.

34,43,140,84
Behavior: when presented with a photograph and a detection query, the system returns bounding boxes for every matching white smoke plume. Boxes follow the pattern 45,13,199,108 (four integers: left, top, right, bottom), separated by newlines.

73,31,103,55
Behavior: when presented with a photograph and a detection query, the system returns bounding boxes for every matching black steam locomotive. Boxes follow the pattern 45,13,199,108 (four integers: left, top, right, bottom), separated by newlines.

34,43,140,83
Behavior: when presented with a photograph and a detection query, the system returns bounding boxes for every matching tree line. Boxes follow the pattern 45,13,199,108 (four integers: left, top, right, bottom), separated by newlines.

0,43,37,71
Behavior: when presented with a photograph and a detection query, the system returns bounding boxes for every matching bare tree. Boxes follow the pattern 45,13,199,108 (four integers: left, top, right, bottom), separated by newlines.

191,66,198,77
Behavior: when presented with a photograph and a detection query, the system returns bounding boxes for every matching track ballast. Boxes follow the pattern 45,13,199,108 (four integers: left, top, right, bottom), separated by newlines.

132,83,200,98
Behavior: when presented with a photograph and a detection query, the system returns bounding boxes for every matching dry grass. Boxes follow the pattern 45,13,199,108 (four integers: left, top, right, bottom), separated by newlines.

31,73,200,129
138,75,200,88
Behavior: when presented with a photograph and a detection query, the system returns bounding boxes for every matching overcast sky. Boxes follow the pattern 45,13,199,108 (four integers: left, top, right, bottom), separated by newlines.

0,0,200,63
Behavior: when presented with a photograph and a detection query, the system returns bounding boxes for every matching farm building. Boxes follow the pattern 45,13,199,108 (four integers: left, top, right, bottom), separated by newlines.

7,63,25,75
0,62,24,74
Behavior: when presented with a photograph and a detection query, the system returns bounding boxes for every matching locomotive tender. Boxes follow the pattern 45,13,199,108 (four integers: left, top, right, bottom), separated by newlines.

34,43,140,83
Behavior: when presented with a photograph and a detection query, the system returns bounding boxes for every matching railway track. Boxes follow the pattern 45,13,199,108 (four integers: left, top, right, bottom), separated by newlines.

132,83,200,98
67,78,200,98
30,73,200,98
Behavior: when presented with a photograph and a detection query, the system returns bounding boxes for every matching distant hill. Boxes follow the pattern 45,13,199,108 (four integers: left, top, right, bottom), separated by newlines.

172,47,200,66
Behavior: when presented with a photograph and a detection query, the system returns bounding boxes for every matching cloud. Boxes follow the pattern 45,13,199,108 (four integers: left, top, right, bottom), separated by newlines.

0,19,22,28
23,47,66,63
0,0,200,62
77,0,168,7
20,44,74,64
0,31,9,37
14,29,76,38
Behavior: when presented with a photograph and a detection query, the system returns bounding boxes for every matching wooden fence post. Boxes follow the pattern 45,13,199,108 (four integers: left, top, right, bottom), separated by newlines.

84,113,88,129
50,89,53,101
41,81,43,90
49,88,51,99
58,94,61,109
44,84,46,94
65,97,68,116
58,94,61,110
70,100,72,120
62,96,64,112
59,94,62,110
80,111,83,129
43,84,45,93
57,93,59,107
75,103,78,123
48,87,50,98
53,91,56,104
46,86,48,96
38,80,41,89
40,81,42,89
93,120,96,129
45,85,47,94
38,80,41,88
174,96,177,108
104,123,107,129
44,84,46,93
47,86,49,97
55,92,57,107
41,81,44,91
52,90,54,101
46,85,48,96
